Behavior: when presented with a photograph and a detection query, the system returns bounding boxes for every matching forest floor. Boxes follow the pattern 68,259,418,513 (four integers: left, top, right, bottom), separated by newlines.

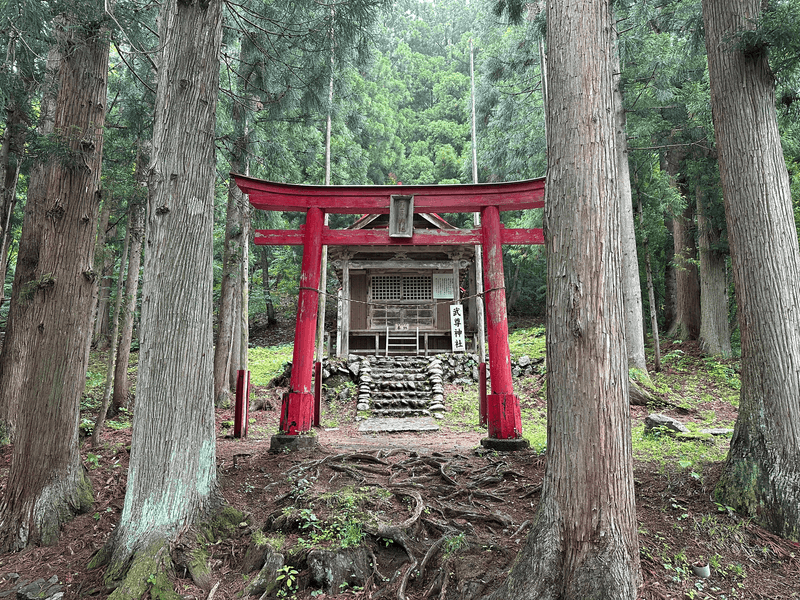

1,323,799,600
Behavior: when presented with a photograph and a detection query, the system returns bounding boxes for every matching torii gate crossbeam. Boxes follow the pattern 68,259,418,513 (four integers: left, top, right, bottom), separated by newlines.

233,173,545,451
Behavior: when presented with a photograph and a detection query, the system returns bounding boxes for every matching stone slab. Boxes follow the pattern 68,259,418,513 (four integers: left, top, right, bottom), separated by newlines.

481,437,530,452
270,433,318,453
358,417,440,433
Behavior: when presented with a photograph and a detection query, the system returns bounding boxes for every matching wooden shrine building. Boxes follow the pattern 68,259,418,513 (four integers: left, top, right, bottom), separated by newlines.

331,211,479,357
233,174,545,451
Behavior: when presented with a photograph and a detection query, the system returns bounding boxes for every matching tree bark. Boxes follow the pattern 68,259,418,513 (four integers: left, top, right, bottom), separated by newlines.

0,43,62,444
613,34,648,379
88,201,112,346
0,8,109,549
662,219,677,334
214,104,248,405
92,210,131,446
637,195,662,372
703,0,800,541
94,0,224,587
260,246,277,326
668,201,701,340
696,186,731,357
488,1,640,597
111,199,145,415
93,213,116,349
0,104,24,311
663,148,701,341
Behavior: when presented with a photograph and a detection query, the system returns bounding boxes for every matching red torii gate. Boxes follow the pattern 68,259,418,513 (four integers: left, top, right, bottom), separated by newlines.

233,173,545,451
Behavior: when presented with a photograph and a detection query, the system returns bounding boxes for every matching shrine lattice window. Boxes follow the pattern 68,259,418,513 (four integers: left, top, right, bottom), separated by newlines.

371,274,432,301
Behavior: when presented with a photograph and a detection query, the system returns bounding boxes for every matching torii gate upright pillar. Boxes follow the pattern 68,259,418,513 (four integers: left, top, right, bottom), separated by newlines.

272,207,324,451
481,205,529,451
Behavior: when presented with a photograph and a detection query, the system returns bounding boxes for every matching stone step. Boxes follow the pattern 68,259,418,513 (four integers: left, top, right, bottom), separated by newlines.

370,382,431,392
367,371,429,380
370,391,433,402
371,408,430,418
370,359,429,367
371,398,430,409
352,354,447,427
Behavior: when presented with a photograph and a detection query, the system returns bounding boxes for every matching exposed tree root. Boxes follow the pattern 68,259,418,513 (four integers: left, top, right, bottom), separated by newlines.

243,448,539,599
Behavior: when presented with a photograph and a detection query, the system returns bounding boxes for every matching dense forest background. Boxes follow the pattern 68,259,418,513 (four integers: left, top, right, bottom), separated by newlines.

1,0,799,347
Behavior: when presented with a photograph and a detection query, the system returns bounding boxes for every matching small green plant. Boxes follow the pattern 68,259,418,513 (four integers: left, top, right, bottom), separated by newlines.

86,453,100,469
442,532,466,557
252,529,268,548
79,418,94,436
276,565,299,598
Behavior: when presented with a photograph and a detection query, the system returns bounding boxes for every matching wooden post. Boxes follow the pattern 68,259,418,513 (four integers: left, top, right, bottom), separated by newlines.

341,256,351,357
314,362,322,427
234,370,250,438
481,205,527,448
279,207,324,436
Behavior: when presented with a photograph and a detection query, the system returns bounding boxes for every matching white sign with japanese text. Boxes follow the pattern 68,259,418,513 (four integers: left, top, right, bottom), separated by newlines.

450,304,466,352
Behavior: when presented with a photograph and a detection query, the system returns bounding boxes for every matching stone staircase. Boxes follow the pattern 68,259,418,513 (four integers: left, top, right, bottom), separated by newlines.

353,356,446,431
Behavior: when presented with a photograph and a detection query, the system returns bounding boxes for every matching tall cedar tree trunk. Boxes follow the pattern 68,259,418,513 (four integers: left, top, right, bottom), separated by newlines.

93,252,113,347
238,206,250,377
637,194,662,372
664,150,701,340
613,41,648,378
261,247,277,325
93,205,116,348
0,10,108,550
696,186,731,357
0,45,61,443
0,104,24,311
488,1,641,597
92,0,224,590
668,205,701,339
92,211,132,446
111,199,145,415
89,201,112,349
703,0,800,540
214,99,247,405
662,219,677,333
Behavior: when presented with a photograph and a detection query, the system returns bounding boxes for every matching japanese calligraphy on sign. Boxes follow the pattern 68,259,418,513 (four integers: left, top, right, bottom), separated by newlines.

450,304,466,352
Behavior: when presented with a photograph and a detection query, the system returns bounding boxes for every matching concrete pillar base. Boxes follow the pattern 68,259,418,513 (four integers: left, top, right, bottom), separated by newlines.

270,433,318,453
480,437,530,452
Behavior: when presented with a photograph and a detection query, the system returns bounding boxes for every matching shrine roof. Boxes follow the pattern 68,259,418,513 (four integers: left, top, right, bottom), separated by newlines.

232,173,545,214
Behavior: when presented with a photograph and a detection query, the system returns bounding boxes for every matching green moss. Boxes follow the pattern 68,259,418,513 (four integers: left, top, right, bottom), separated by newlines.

88,542,114,570
39,469,95,546
211,506,247,537
107,542,166,600
77,468,95,512
148,569,182,600
184,546,211,590
717,457,800,542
